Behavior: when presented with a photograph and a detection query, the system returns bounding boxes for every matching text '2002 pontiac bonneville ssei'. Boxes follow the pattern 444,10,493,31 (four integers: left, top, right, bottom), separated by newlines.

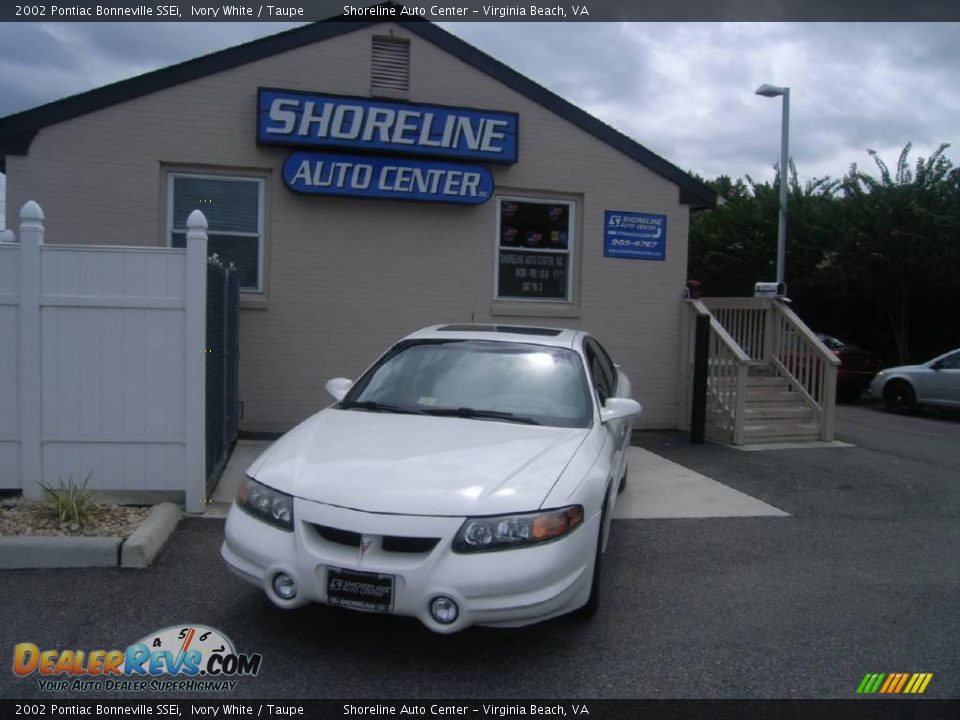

221,324,641,633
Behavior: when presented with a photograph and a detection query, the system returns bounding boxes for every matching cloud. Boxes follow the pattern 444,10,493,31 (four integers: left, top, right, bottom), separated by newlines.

443,22,960,184
0,22,303,116
1,20,958,187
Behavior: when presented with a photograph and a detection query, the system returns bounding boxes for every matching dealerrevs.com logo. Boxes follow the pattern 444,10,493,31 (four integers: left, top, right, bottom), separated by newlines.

13,624,262,693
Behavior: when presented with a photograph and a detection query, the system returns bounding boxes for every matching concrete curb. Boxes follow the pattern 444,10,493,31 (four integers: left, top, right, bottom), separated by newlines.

0,536,121,569
120,502,182,568
0,502,182,570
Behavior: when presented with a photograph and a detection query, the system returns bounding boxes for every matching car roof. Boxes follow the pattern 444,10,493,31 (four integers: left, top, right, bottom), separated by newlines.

403,324,583,349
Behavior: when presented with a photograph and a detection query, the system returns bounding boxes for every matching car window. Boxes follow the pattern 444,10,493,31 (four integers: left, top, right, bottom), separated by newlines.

938,351,960,370
343,340,593,428
583,338,615,404
593,339,618,391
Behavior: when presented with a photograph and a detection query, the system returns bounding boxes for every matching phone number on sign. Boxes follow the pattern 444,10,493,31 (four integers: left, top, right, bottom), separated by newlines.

610,238,660,249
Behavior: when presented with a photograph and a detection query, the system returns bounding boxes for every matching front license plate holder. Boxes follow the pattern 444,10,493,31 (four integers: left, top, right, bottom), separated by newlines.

325,567,394,613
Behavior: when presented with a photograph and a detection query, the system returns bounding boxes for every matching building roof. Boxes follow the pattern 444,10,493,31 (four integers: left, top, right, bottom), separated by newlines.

0,6,716,208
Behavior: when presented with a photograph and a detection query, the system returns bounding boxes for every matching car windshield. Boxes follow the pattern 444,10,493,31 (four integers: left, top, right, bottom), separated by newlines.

818,334,859,351
341,340,593,428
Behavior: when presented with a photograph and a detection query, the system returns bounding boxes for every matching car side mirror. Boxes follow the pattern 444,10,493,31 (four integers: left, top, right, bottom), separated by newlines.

930,361,942,371
325,377,354,401
600,397,642,423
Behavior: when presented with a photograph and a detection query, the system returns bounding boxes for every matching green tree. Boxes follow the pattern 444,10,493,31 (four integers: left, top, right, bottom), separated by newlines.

688,143,960,364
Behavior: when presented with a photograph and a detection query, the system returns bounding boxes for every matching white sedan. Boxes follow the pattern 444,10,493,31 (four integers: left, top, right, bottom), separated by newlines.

221,324,641,633
869,347,960,412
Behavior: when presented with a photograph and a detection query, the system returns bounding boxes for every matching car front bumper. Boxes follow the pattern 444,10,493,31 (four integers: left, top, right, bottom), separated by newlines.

221,497,596,633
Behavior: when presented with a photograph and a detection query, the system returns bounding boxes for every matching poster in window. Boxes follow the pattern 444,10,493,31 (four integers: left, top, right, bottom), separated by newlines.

498,251,568,300
499,200,569,250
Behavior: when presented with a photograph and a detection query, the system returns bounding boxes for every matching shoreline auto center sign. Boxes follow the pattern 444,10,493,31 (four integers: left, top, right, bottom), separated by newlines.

603,211,667,261
258,89,517,204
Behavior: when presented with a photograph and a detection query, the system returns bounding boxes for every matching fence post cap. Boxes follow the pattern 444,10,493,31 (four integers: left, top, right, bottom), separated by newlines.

186,209,207,231
20,200,44,221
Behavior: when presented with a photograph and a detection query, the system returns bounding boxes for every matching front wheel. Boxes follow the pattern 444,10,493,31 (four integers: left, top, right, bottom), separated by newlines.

884,380,917,413
574,491,609,619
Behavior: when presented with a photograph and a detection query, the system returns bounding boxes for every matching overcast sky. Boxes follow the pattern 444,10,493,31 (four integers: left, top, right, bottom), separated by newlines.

1,20,959,228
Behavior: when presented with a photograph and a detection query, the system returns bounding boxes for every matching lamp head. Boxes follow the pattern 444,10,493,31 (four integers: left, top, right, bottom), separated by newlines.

756,84,788,98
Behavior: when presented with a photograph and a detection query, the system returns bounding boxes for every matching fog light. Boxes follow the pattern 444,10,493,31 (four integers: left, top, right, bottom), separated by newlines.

273,573,297,600
429,596,459,624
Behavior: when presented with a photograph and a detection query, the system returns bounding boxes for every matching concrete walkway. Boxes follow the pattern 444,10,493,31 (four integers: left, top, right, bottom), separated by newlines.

208,441,789,520
614,446,788,519
204,439,273,517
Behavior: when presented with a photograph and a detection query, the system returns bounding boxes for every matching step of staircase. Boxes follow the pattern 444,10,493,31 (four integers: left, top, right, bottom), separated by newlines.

746,375,790,388
747,360,776,377
742,421,821,443
746,388,801,403
744,404,815,421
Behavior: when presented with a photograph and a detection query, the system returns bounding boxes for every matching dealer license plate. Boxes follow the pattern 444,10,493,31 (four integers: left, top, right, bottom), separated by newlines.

325,567,394,613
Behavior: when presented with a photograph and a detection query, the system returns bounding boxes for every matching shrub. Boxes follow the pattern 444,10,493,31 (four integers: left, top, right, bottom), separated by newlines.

38,472,99,526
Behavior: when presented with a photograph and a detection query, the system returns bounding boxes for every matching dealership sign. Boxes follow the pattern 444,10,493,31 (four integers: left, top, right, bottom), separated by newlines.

603,211,667,260
283,152,493,204
258,88,518,163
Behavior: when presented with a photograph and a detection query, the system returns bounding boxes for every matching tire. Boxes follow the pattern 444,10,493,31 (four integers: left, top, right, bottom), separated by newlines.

574,489,609,619
884,380,917,413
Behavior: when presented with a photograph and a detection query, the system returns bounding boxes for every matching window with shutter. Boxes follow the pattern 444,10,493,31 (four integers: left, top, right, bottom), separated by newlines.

371,36,410,94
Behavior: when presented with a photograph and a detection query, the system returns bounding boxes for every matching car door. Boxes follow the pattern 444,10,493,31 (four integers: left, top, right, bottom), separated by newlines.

930,350,960,406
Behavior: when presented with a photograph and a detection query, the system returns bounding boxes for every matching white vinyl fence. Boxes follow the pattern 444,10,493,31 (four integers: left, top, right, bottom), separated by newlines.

0,201,210,512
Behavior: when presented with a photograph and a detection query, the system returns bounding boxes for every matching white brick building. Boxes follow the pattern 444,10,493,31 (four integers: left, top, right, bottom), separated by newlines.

0,18,715,434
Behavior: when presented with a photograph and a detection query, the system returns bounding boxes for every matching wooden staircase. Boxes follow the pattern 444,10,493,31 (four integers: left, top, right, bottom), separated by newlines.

742,369,820,443
686,298,839,446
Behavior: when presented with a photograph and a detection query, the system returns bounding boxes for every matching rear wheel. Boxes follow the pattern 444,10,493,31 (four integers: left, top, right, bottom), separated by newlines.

884,380,917,413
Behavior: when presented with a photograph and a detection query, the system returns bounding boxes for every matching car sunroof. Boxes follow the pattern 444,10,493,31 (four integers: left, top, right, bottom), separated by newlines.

438,324,562,337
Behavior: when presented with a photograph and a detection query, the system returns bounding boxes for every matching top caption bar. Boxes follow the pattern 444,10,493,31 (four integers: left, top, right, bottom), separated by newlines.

3,0,959,21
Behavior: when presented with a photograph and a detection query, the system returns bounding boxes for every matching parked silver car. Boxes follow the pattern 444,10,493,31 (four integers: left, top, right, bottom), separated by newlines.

869,348,960,412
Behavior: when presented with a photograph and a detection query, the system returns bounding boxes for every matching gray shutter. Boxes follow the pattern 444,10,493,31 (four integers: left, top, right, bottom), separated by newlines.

371,36,410,93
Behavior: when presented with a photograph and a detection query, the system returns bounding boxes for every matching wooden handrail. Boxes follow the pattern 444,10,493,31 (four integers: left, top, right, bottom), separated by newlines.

691,300,751,364
772,300,841,366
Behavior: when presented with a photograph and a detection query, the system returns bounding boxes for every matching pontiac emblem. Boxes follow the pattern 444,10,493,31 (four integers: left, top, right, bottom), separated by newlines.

359,536,373,562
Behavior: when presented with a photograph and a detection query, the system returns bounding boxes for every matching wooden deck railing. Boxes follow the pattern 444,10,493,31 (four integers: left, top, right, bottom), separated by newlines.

688,300,750,445
687,297,840,443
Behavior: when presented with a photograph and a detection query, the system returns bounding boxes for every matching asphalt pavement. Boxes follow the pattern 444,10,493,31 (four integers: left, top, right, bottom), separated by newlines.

1,401,957,700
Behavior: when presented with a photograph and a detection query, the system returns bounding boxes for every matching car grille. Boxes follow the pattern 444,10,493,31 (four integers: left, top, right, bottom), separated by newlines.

311,523,440,554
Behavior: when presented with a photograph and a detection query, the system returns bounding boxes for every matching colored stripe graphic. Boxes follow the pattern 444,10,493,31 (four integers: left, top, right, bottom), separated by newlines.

857,673,886,694
857,673,932,694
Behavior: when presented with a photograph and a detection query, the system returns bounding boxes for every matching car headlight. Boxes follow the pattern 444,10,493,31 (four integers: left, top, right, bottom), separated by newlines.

452,506,583,553
236,476,294,532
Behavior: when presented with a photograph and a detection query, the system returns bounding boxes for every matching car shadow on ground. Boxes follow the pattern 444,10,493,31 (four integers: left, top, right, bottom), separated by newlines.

843,396,960,423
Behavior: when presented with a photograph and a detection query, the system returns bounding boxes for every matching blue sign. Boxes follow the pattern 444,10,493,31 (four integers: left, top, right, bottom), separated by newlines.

604,211,667,260
282,152,494,205
259,88,518,163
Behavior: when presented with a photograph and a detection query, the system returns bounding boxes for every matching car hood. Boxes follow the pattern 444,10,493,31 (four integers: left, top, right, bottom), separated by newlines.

247,409,590,516
878,363,927,375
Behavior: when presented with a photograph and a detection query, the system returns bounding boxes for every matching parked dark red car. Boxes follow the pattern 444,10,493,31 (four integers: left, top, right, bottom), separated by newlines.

817,334,884,403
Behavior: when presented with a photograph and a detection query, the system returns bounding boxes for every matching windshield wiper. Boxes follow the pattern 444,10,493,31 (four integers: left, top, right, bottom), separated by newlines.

423,407,541,425
339,400,426,415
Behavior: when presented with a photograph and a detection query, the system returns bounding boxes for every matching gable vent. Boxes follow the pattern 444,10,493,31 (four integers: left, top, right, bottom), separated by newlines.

371,36,410,95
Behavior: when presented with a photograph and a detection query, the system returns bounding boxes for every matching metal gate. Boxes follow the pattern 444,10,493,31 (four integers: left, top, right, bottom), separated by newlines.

205,257,240,491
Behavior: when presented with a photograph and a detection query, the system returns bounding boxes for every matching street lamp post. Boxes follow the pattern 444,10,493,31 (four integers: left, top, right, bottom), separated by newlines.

755,83,790,287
